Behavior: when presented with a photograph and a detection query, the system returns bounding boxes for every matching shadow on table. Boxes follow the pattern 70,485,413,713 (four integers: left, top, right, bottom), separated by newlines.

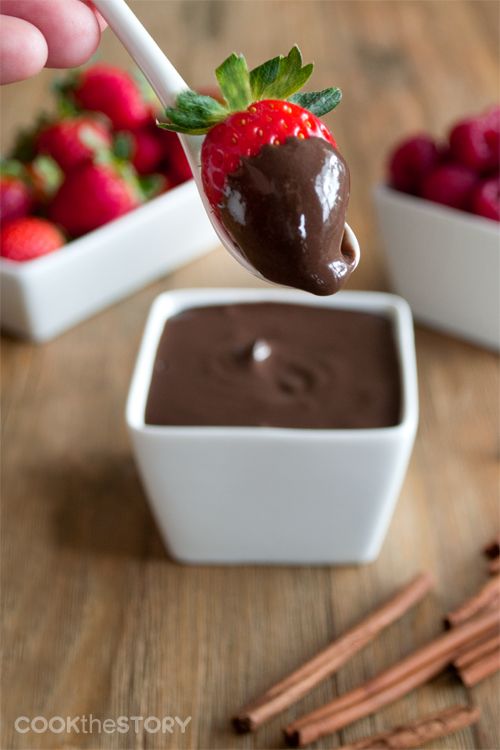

51,452,168,560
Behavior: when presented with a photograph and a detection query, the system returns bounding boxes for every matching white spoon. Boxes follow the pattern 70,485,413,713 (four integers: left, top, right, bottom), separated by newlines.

92,0,360,280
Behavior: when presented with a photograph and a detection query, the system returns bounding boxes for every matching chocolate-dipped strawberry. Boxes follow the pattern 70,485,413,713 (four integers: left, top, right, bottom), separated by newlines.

158,46,357,295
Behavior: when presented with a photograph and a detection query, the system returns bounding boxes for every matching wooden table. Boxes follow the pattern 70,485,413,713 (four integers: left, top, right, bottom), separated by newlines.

1,1,499,748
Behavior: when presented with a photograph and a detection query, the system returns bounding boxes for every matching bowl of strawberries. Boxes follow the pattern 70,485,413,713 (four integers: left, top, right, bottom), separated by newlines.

374,106,500,350
0,64,217,342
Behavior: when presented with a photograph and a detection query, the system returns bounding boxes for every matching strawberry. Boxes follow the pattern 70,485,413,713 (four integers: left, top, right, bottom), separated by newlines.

1,217,64,262
49,161,140,236
156,129,192,184
64,64,150,131
114,125,164,175
37,116,112,172
0,161,33,223
201,100,336,208
25,155,63,205
159,47,340,211
158,47,351,296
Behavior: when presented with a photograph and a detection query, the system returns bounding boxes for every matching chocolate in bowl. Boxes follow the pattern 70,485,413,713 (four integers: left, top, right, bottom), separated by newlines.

145,302,401,429
218,136,353,295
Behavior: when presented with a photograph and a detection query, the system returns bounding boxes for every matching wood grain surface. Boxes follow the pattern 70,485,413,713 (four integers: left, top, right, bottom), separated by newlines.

1,1,499,749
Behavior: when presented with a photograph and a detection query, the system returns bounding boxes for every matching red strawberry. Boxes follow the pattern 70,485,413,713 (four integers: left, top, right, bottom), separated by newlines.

200,100,336,207
471,176,500,221
117,126,164,175
69,64,150,131
156,129,192,184
388,136,440,194
0,165,32,223
159,49,340,211
159,47,351,296
25,155,63,205
421,164,477,210
37,116,112,172
1,217,64,262
49,162,140,236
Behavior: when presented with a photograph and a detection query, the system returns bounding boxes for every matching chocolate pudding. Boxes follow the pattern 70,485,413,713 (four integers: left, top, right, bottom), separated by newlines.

219,137,353,296
145,303,401,429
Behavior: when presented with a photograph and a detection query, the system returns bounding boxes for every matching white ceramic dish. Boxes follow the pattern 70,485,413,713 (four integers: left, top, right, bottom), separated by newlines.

374,184,500,350
126,288,418,565
0,180,217,342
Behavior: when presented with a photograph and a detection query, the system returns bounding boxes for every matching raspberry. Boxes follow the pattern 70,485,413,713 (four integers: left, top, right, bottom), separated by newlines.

449,116,498,173
388,136,440,194
482,106,500,166
421,164,477,210
471,176,500,221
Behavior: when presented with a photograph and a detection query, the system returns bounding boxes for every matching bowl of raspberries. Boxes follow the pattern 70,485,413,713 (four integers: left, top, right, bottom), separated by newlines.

375,106,499,350
0,64,217,342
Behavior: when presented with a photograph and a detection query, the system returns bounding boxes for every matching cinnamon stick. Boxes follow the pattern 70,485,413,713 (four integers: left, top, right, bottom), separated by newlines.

459,648,500,687
284,608,499,747
483,535,500,560
444,576,500,627
285,657,451,747
454,631,500,669
232,572,433,732
335,705,480,750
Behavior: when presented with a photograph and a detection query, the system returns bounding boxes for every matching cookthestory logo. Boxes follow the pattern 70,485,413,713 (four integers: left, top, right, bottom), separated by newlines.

14,715,192,735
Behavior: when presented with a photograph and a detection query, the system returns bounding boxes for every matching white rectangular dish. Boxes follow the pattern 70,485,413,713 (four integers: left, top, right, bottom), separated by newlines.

374,184,500,350
0,180,218,342
126,288,418,565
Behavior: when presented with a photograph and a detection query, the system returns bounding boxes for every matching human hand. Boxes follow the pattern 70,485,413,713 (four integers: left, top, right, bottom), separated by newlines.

0,0,106,84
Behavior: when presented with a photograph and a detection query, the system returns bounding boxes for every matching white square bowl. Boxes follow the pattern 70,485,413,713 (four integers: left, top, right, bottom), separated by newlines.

0,180,218,342
374,184,500,350
126,288,418,565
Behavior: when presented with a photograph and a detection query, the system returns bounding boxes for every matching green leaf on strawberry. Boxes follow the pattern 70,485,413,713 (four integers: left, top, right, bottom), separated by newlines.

138,173,166,201
216,53,252,111
289,87,342,117
113,131,134,161
249,55,281,99
251,46,313,100
157,45,341,135
29,155,63,199
0,158,27,181
162,90,228,134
